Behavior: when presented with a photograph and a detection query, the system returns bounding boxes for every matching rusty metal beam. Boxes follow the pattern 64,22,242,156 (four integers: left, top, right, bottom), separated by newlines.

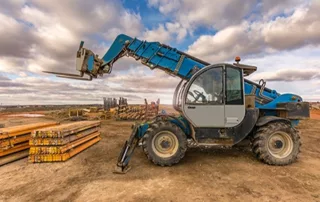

0,134,30,150
29,132,100,154
0,122,58,140
29,136,101,162
0,142,29,157
0,150,29,166
29,127,99,146
32,121,101,138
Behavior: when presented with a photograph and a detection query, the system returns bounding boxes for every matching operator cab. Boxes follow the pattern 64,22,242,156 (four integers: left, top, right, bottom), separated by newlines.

181,59,256,129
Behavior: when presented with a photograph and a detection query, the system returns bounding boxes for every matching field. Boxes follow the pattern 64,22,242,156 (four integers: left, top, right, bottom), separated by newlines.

0,107,319,202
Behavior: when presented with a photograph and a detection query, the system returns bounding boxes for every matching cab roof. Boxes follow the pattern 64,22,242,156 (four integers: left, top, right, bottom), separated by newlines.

233,63,257,76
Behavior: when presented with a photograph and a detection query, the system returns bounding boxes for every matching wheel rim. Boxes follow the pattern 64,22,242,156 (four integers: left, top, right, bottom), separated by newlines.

152,131,179,158
267,131,293,159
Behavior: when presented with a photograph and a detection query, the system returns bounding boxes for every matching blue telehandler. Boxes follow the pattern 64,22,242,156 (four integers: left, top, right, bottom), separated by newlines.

45,34,310,173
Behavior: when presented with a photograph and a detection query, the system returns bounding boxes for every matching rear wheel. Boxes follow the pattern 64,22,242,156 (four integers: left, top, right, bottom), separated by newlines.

251,122,301,165
142,121,187,166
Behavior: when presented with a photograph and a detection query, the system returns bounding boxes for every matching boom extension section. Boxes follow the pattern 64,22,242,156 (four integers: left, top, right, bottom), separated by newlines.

45,34,283,106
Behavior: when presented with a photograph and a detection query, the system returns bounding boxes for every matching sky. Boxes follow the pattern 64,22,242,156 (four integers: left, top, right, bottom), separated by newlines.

0,0,319,105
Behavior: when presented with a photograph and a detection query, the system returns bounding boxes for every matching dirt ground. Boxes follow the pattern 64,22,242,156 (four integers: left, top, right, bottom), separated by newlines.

0,109,319,202
311,109,320,120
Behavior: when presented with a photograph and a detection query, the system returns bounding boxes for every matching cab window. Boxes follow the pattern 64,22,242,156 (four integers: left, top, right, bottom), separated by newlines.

226,67,243,105
186,67,223,105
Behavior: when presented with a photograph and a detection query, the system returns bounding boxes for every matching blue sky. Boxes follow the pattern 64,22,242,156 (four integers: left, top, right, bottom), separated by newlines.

0,0,319,105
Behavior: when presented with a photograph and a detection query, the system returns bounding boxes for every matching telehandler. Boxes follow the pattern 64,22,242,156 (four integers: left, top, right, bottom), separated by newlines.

46,34,310,173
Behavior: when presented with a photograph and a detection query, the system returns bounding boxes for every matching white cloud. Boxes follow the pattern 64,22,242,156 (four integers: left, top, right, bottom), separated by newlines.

244,45,320,73
0,13,36,58
148,0,180,14
260,0,308,19
187,22,264,62
108,67,180,89
142,24,172,43
250,68,320,82
0,74,10,81
0,0,320,105
262,1,320,50
148,0,256,31
165,22,187,42
0,0,145,76
0,0,26,16
187,1,320,63
0,57,26,74
141,22,188,43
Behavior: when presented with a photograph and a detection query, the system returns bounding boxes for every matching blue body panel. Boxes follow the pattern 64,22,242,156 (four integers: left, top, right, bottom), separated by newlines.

136,123,149,139
99,34,303,137
102,34,133,64
87,55,95,71
135,116,192,137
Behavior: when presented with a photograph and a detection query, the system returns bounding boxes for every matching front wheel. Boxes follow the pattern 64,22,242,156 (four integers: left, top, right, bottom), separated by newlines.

251,122,301,165
141,121,187,166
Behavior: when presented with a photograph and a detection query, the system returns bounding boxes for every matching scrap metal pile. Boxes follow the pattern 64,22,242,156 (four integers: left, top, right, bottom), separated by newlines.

46,97,160,121
0,122,58,166
310,102,320,110
104,97,127,111
117,99,160,121
29,121,101,163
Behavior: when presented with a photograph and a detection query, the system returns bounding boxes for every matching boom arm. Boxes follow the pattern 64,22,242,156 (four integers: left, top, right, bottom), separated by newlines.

45,34,299,107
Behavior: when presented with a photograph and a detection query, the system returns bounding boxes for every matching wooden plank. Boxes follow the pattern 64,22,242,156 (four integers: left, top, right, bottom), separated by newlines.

29,127,99,146
0,150,29,166
0,142,29,157
29,136,101,162
29,132,100,154
32,121,101,138
0,122,59,140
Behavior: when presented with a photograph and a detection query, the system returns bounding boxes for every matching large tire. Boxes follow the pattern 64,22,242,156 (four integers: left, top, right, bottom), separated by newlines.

251,121,301,165
141,121,187,166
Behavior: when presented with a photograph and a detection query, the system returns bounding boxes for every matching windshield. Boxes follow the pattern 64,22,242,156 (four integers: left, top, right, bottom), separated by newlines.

186,67,224,104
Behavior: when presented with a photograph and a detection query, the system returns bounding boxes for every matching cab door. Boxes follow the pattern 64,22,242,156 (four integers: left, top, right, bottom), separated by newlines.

181,65,245,128
182,65,225,127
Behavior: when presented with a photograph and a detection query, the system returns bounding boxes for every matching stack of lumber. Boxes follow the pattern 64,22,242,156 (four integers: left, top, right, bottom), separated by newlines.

0,122,59,166
29,121,101,163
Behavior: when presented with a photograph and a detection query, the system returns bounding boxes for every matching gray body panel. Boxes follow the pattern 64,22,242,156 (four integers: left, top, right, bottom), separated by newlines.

225,105,245,127
193,108,259,144
184,105,225,127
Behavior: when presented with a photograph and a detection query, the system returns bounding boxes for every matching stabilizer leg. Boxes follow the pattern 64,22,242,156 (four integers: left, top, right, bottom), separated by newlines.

113,124,139,174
